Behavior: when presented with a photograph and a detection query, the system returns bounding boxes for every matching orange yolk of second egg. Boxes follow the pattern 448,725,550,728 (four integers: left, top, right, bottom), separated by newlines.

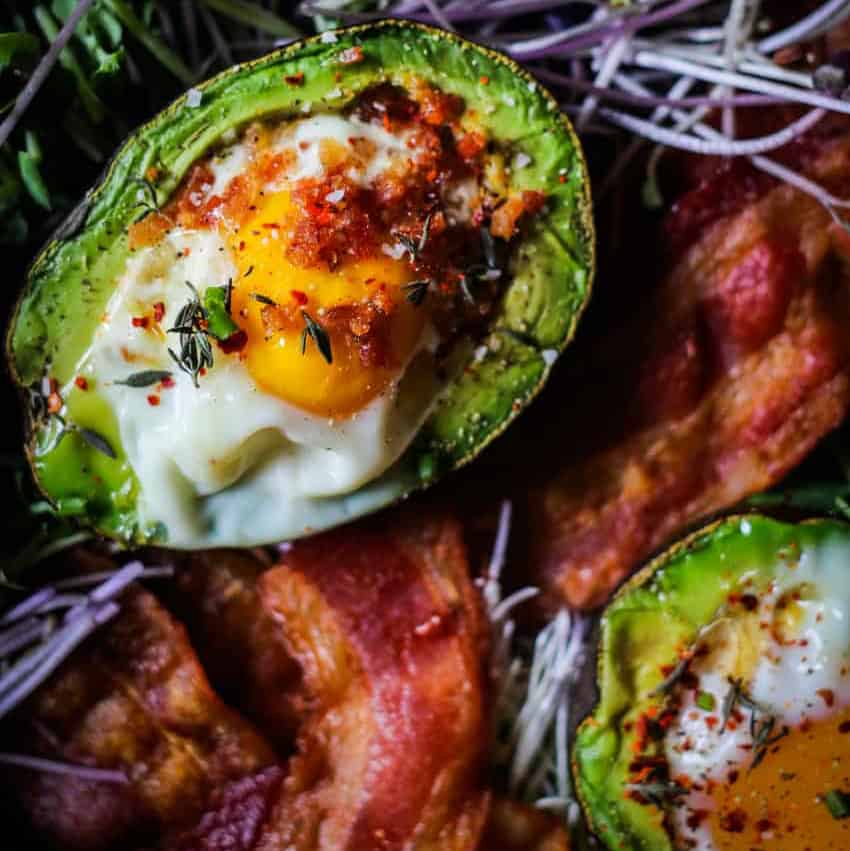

703,705,850,849
227,190,424,418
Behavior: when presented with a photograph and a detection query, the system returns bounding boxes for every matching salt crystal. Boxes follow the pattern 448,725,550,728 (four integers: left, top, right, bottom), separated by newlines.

320,31,338,44
186,88,202,108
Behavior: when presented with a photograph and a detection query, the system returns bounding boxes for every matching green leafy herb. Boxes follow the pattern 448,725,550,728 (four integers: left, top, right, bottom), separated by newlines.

250,292,277,306
626,781,688,807
650,656,689,697
403,279,431,306
397,212,433,261
722,677,786,770
113,369,172,388
824,790,850,820
168,282,213,388
300,310,332,364
696,691,715,712
203,282,239,340
130,176,160,220
76,426,116,459
750,714,789,770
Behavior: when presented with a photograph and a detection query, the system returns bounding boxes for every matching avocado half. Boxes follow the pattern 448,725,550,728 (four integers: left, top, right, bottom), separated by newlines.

6,20,594,547
573,514,850,851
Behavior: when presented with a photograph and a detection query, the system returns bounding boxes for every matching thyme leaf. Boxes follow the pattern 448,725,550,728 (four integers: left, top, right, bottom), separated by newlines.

167,282,213,388
626,781,688,807
250,292,277,306
130,176,161,222
300,310,332,364
403,279,431,306
76,426,116,459
397,212,433,261
650,656,690,697
113,370,172,388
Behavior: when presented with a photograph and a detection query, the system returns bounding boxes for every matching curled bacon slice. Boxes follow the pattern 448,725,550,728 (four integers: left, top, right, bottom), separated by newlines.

5,590,275,851
5,511,495,851
527,133,850,610
253,512,489,851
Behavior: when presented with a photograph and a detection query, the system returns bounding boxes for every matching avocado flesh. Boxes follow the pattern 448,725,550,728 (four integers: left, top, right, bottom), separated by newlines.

6,20,594,547
573,515,850,850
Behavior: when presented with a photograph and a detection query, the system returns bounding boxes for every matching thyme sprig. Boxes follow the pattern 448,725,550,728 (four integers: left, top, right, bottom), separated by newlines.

113,370,172,388
722,677,788,770
397,212,433,262
300,310,332,364
626,780,688,808
403,279,431,306
650,656,690,697
130,176,163,223
167,282,213,388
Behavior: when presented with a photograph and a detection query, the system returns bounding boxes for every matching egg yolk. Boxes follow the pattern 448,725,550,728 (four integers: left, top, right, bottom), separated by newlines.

228,191,424,418
704,705,850,849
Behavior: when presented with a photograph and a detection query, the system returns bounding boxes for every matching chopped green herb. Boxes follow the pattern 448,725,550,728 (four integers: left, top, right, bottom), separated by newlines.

250,292,277,306
168,282,213,387
397,212,433,261
824,790,850,820
650,656,689,697
403,279,431,306
696,691,715,712
203,283,239,340
76,426,116,459
113,369,172,388
300,310,332,364
626,781,688,807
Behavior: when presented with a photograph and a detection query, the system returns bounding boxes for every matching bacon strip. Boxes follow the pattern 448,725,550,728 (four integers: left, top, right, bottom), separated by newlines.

254,511,489,851
527,134,850,610
4,590,275,851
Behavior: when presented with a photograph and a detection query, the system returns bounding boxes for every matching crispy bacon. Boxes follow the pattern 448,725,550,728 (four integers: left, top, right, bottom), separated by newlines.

4,590,275,851
527,133,850,610
164,549,303,753
6,511,494,851
254,511,489,851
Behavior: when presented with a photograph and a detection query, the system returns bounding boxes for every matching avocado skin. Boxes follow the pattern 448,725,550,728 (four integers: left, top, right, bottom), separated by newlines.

572,514,850,850
6,20,594,546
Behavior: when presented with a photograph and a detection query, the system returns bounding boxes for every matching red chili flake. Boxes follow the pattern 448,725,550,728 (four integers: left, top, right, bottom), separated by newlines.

74,376,88,391
719,809,747,833
818,688,835,707
153,302,166,323
199,367,208,377
705,716,718,729
183,247,192,257
756,818,776,834
479,75,490,85
558,173,568,184
727,769,739,784
218,329,248,355
839,720,850,733
290,290,308,306
147,394,160,406
338,45,364,65
284,71,305,86
686,810,708,831
239,240,246,251
160,376,175,389
47,391,63,415
262,222,281,229
132,316,149,329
